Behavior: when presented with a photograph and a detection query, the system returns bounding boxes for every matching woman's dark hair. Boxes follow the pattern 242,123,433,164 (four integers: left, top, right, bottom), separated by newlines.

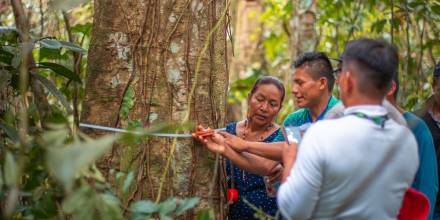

249,76,286,104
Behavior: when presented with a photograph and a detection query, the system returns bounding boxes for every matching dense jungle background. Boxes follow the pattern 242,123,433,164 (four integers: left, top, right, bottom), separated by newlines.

0,0,439,219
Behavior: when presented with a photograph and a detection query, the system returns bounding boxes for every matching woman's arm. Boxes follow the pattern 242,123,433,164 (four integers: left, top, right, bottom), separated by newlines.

195,132,279,176
220,132,284,161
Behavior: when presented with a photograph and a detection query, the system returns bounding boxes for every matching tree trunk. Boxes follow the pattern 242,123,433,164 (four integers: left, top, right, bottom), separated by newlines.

289,0,317,58
227,0,263,123
81,0,228,218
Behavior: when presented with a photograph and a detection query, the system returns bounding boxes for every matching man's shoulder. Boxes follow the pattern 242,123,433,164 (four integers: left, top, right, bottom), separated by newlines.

404,112,431,134
283,109,309,126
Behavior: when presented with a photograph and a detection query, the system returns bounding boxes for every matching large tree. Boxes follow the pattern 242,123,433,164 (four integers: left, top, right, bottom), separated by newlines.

81,0,229,218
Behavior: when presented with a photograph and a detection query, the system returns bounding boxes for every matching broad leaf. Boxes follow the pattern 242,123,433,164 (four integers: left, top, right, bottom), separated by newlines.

59,40,87,54
131,200,160,214
0,26,18,34
175,197,200,216
40,39,62,49
71,23,92,35
46,135,117,191
159,197,177,215
32,73,73,114
122,171,134,194
4,151,18,187
37,62,81,83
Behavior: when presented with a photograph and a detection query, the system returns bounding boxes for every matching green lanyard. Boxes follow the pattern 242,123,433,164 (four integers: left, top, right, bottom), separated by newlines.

349,112,389,128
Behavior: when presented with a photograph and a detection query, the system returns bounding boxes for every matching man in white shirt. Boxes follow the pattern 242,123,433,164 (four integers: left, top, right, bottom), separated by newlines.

278,38,419,220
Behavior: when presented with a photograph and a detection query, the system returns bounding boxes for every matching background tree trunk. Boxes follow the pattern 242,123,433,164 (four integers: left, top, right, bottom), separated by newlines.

81,0,228,218
227,0,263,123
289,0,317,58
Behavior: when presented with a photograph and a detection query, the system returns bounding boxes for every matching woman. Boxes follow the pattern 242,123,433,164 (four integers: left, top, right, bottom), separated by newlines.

194,76,286,219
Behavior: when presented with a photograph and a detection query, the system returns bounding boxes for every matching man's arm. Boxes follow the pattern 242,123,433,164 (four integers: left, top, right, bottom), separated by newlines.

220,132,284,161
411,126,438,219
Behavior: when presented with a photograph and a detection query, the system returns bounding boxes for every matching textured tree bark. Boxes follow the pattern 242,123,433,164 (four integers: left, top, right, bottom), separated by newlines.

81,0,228,218
227,0,263,123
289,0,318,58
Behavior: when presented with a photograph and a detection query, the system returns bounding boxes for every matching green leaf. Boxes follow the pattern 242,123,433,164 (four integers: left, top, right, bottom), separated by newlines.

370,19,387,33
122,171,134,194
0,122,18,142
37,62,81,83
175,197,199,216
46,135,117,191
159,213,173,220
40,39,62,49
0,47,14,65
98,193,123,220
71,23,92,35
159,197,177,215
0,26,18,34
120,86,136,119
59,40,87,54
131,200,160,214
196,208,215,220
4,151,18,187
39,47,69,60
31,73,73,114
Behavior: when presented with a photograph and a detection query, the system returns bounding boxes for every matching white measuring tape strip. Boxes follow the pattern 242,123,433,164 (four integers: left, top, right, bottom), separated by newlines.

79,123,226,138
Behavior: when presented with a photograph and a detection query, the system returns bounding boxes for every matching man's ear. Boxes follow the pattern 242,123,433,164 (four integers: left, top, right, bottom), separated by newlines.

386,81,397,97
319,77,328,91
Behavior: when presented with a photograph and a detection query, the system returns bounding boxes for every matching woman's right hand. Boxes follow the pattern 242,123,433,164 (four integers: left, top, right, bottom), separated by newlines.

193,125,227,154
219,131,248,152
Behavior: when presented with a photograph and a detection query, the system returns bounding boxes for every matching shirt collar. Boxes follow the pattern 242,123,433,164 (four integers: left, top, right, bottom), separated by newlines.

344,105,388,117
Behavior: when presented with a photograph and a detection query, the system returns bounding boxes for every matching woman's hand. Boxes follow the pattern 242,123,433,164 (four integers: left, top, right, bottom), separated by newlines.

267,163,283,183
219,131,248,152
193,125,227,154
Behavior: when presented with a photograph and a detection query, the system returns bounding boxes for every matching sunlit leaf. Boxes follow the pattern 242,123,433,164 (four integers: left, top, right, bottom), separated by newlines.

175,197,200,216
71,23,93,35
159,197,177,215
0,26,18,34
131,200,160,214
122,171,134,194
97,193,123,220
4,151,18,187
59,40,87,54
32,73,73,114
36,62,81,83
46,135,117,191
40,39,62,49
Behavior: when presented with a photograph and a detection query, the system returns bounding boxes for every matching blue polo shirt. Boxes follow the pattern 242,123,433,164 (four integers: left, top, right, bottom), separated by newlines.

404,112,439,220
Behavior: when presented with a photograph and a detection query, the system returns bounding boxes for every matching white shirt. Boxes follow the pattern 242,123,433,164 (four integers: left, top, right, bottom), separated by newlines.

277,105,419,220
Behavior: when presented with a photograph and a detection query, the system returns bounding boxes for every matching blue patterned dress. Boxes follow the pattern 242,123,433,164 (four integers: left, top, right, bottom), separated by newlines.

226,122,284,219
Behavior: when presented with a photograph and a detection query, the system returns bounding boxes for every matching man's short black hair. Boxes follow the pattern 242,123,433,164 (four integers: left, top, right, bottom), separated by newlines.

293,52,335,92
342,38,398,97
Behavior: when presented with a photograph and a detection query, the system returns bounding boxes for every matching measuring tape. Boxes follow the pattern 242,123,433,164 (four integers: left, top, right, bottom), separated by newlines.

79,123,226,138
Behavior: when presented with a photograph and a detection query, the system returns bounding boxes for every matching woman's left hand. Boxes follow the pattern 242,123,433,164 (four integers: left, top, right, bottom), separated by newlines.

267,163,283,183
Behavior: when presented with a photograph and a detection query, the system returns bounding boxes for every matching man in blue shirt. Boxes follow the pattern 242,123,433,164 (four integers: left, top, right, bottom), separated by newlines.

220,52,340,160
386,71,438,220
